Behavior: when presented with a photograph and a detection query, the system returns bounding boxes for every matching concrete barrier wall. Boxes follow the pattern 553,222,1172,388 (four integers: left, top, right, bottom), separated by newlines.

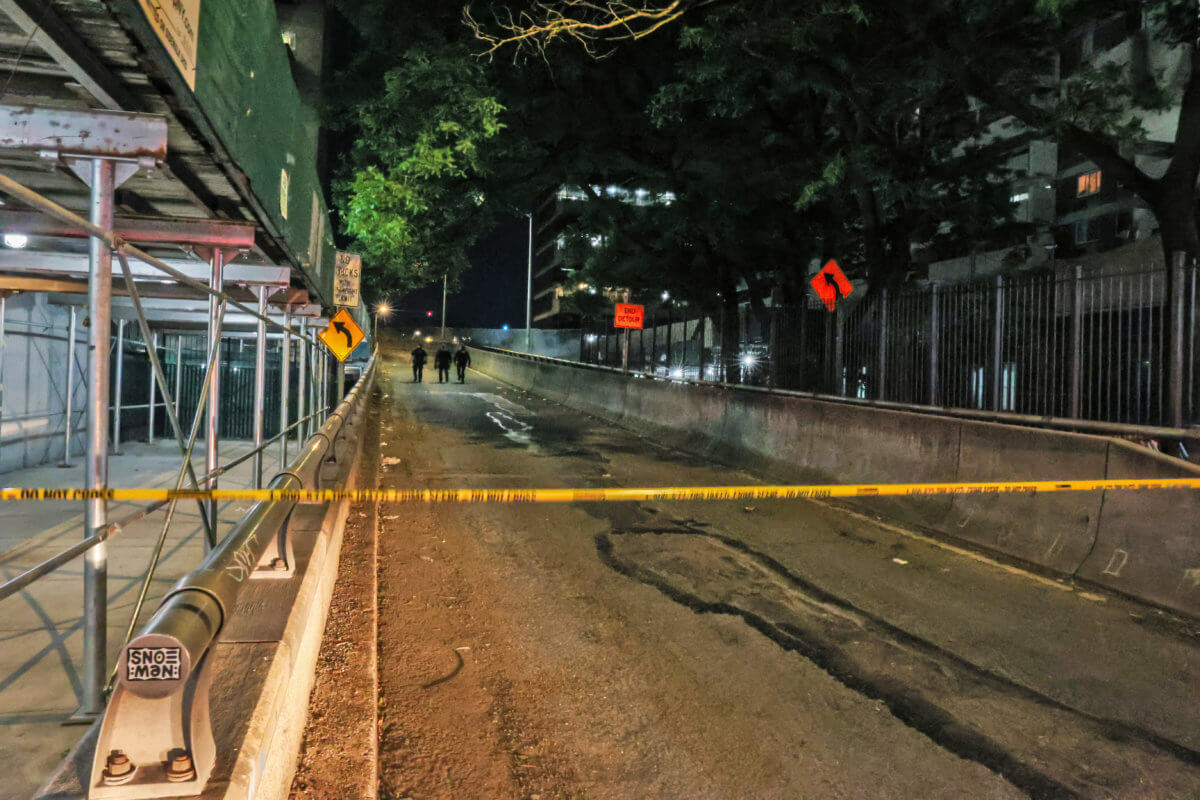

471,347,1200,618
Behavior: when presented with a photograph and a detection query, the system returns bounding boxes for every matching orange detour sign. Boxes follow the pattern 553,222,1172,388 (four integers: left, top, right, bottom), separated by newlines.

614,303,645,329
319,308,366,361
810,259,854,311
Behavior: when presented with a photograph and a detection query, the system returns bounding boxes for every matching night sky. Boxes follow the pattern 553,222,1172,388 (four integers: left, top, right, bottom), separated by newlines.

381,214,528,333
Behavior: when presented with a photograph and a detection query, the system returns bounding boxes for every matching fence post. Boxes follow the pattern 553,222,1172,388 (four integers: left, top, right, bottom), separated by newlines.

796,301,807,391
1169,251,1187,428
61,306,76,466
651,310,658,375
174,335,183,429
877,288,888,400
1069,265,1083,418
928,284,940,405
768,287,781,390
665,306,673,372
1190,262,1198,426
991,275,1004,410
699,314,708,381
113,319,124,455
833,304,845,395
621,290,631,374
148,332,157,444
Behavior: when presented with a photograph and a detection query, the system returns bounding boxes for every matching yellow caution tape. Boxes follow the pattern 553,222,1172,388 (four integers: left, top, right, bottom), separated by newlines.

1,478,1198,505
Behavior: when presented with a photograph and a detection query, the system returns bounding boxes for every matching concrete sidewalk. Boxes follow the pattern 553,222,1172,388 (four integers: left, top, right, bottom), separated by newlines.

0,440,289,800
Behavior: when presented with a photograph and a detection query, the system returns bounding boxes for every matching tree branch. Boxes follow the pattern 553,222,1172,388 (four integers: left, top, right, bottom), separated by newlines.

463,0,727,59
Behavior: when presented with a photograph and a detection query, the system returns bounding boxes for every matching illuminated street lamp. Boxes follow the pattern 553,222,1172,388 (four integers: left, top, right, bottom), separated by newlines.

373,302,391,349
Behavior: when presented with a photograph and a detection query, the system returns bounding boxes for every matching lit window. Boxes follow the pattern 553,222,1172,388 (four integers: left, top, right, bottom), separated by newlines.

1076,170,1101,197
1009,192,1029,204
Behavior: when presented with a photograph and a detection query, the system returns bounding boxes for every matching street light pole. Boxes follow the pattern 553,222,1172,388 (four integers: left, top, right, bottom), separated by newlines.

374,303,391,351
441,274,448,341
525,211,533,353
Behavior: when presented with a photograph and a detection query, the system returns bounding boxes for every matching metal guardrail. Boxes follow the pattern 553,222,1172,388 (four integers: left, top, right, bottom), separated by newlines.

84,354,374,798
474,344,1200,446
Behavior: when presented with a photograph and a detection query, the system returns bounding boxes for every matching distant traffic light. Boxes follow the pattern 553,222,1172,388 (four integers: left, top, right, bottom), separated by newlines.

427,310,433,317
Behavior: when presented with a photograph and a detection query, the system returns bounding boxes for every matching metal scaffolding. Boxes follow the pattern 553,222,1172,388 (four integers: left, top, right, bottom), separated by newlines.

0,105,335,726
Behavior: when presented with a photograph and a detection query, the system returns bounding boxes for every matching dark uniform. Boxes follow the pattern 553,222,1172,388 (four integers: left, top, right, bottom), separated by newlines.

454,348,471,383
434,345,452,383
411,345,427,382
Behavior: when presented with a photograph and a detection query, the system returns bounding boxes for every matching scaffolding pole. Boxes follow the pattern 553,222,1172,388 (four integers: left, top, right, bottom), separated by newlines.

280,310,291,467
76,157,114,721
253,287,268,488
204,249,225,550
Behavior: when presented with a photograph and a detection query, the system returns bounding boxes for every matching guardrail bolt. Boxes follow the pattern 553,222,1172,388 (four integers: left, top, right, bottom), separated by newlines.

164,748,195,782
101,750,135,785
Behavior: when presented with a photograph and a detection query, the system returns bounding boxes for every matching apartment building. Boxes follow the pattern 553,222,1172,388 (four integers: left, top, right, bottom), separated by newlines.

928,7,1185,283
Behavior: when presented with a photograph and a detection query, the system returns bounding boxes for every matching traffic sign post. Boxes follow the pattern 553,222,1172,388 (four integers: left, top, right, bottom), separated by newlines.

614,300,643,374
318,308,366,362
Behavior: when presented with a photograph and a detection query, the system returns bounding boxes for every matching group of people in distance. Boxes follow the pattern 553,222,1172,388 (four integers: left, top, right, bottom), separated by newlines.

411,342,471,384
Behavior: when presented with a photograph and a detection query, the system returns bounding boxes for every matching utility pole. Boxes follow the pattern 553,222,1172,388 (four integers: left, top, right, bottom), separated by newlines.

525,211,534,352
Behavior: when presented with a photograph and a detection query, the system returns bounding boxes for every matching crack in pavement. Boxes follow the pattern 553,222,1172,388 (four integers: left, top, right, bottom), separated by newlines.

596,523,1200,800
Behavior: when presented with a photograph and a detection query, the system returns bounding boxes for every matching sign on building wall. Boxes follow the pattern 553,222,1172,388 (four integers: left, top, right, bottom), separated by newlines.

137,0,202,89
333,251,362,308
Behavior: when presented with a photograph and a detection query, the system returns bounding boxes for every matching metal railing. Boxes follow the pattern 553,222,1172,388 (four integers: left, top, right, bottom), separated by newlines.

85,354,374,796
578,259,1199,441
0,166,337,724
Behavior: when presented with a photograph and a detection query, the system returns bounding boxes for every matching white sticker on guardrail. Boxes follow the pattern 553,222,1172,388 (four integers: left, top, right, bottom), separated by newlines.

126,646,182,681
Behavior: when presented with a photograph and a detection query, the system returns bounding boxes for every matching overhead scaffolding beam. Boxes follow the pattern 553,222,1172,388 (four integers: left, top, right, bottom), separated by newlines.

0,250,289,287
0,0,138,111
0,172,315,339
0,209,257,248
0,2,229,215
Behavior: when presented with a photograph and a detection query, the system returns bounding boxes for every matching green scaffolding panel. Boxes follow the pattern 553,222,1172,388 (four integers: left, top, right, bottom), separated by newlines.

113,0,337,303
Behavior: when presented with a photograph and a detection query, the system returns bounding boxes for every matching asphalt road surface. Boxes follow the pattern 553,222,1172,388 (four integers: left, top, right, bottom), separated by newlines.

362,346,1200,800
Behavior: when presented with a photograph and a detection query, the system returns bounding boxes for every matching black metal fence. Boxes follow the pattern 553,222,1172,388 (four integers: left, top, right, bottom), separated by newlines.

114,334,299,442
579,261,1200,430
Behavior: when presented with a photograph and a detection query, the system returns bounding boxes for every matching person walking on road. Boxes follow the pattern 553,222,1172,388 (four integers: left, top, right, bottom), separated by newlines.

455,346,471,383
434,343,452,383
411,344,427,382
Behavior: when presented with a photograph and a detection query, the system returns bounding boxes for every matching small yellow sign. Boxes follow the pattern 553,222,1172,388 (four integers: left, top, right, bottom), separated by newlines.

319,308,365,362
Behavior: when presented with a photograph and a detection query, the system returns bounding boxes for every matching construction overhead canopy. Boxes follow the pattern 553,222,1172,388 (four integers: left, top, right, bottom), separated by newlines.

0,0,338,303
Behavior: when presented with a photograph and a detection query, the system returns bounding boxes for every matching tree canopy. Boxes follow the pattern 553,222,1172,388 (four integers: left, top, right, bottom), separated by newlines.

329,0,1200,312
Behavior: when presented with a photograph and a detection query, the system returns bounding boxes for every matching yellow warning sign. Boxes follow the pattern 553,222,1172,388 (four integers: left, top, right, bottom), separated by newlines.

319,308,365,362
